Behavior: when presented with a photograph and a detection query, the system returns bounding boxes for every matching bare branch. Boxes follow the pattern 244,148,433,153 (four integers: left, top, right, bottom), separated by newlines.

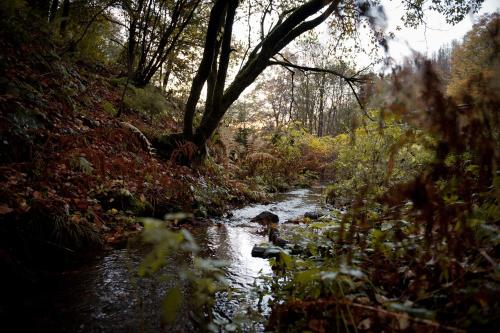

268,60,365,83
346,80,374,121
102,13,128,29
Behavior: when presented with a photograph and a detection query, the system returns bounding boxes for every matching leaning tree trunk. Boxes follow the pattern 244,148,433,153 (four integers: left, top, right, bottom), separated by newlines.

161,0,339,164
59,0,70,36
48,0,59,22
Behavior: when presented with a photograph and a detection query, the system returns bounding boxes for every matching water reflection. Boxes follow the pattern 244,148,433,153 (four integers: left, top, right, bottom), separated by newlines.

7,187,323,332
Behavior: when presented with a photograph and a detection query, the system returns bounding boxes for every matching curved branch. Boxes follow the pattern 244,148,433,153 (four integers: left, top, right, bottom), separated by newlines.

268,60,365,83
63,0,117,54
269,59,374,121
347,80,374,121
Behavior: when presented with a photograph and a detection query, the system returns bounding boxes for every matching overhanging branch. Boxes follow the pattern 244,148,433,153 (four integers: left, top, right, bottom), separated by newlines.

346,80,374,121
268,59,374,121
268,60,365,83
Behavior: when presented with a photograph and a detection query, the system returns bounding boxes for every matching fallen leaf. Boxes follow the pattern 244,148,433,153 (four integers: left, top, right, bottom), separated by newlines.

70,215,81,223
358,318,372,330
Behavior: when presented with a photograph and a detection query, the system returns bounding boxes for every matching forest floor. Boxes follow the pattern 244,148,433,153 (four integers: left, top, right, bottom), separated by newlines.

2,10,498,333
0,24,289,272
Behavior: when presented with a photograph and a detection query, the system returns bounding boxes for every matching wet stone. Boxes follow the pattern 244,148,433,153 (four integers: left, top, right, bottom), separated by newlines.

250,211,279,224
304,211,323,219
251,245,282,258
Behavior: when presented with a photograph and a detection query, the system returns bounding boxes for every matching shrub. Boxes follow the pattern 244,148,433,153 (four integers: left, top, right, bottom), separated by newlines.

124,85,172,121
237,124,337,191
326,113,433,206
101,100,117,116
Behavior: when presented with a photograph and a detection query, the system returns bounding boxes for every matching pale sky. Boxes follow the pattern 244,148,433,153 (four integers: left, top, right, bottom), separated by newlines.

234,0,500,82
381,0,499,64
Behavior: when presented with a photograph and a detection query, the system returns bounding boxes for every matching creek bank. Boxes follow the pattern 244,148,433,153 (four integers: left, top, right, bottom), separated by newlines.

1,187,326,332
0,17,285,273
0,16,324,274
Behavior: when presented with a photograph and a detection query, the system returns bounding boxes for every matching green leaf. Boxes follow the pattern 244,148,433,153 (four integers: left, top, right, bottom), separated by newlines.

162,286,182,323
279,251,293,269
79,156,94,174
295,269,319,284
180,228,199,252
339,266,365,279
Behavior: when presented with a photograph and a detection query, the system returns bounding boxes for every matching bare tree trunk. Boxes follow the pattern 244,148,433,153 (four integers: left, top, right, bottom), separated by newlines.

183,0,228,137
317,74,326,137
59,0,70,36
48,0,59,22
288,71,295,122
162,55,175,90
127,0,146,81
173,0,339,163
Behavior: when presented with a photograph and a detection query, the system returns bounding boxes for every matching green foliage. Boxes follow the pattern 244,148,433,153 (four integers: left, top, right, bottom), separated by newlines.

101,100,117,117
241,124,336,191
257,220,370,308
0,0,29,40
234,127,251,148
6,106,46,135
0,0,25,12
326,113,433,206
73,17,121,63
162,287,182,323
266,32,499,331
402,0,484,27
38,213,101,250
273,125,336,171
138,218,227,325
190,175,233,216
124,85,172,121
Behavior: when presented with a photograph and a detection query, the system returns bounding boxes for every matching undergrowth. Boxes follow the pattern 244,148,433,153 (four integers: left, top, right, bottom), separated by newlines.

262,58,499,332
0,8,271,270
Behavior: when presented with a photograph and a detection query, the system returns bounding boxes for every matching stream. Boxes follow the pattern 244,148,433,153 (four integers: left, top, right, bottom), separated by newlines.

6,187,324,332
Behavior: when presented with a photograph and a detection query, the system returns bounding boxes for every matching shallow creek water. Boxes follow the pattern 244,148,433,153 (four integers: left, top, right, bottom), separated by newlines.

11,187,324,332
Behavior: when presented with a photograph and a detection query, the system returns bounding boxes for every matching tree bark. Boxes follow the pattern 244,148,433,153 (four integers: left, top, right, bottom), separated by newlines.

59,0,70,35
127,0,146,81
317,74,326,137
175,0,339,162
183,0,228,137
48,0,59,22
162,55,175,90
